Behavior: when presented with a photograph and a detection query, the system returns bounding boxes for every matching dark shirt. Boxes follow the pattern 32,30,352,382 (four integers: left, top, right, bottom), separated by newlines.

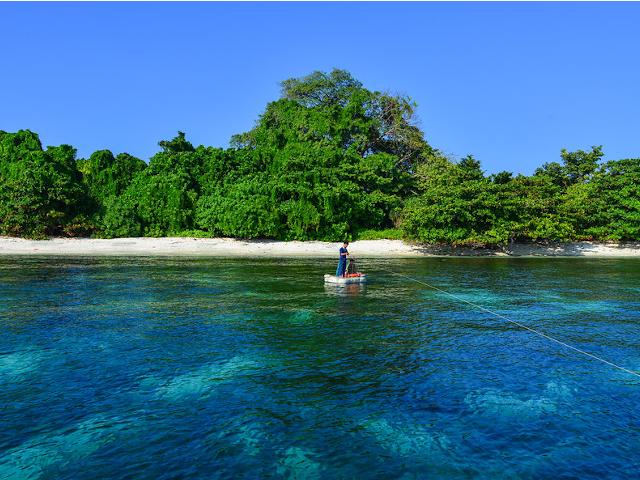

339,247,348,263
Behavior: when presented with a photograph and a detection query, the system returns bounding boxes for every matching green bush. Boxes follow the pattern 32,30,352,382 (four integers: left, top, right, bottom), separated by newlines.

354,228,404,240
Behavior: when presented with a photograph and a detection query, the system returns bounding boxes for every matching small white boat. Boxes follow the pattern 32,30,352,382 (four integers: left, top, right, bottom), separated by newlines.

324,274,368,285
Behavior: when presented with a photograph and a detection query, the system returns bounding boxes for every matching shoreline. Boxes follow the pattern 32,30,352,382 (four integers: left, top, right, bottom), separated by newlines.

1,237,640,258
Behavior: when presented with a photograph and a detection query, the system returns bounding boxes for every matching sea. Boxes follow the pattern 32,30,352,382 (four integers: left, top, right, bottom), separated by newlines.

1,257,639,479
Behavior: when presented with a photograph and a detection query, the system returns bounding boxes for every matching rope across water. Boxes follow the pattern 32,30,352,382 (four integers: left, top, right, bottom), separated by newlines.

384,269,640,380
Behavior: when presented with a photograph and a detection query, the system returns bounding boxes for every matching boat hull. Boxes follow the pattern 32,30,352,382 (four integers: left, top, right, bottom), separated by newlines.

324,274,367,284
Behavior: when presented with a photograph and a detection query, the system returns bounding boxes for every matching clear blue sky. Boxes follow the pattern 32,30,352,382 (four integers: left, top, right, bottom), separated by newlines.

1,2,639,174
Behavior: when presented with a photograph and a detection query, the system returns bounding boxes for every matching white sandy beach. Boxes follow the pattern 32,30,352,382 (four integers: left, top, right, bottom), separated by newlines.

1,237,640,257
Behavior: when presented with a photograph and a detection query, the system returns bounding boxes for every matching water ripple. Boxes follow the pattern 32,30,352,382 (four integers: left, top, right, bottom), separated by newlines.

1,257,639,478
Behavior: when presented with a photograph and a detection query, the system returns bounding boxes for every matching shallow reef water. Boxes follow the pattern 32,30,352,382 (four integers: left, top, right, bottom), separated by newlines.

1,256,639,479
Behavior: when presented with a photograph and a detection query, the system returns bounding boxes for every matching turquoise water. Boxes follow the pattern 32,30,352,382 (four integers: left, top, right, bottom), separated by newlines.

1,257,639,479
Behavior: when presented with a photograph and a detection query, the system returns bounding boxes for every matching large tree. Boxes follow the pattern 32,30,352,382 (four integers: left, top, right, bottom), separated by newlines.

199,69,423,240
101,132,210,237
0,130,88,238
78,149,147,223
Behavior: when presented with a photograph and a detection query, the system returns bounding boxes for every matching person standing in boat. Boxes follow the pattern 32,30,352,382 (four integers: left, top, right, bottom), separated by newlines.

336,241,349,277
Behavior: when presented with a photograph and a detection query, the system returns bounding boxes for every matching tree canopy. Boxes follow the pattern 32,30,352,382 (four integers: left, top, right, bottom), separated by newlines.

1,70,638,245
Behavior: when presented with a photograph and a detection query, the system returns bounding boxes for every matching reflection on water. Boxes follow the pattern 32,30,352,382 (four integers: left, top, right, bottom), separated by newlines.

1,256,639,478
323,282,367,297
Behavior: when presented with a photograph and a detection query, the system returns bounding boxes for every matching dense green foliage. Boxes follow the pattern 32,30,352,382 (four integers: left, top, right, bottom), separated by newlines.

0,130,88,238
402,146,640,245
1,69,638,244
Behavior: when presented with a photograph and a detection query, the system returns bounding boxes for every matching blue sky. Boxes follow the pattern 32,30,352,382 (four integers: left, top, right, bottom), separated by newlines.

1,2,638,174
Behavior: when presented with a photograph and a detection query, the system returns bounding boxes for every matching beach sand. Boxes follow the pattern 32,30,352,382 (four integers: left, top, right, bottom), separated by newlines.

1,237,640,257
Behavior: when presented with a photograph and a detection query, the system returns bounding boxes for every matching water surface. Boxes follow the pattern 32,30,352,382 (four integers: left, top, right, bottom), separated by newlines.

1,257,639,479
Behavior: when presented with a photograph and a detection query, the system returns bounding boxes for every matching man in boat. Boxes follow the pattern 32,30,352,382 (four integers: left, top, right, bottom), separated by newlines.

336,241,349,277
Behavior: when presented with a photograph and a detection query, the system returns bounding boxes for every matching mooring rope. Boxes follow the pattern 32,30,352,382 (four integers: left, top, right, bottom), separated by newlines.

384,269,640,379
